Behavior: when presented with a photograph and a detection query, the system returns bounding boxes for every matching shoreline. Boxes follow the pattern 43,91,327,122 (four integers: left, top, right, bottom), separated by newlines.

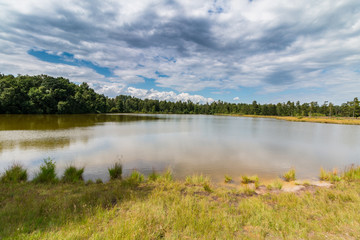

217,113,360,125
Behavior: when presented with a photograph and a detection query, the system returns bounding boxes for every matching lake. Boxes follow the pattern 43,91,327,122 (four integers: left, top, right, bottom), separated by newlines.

0,114,359,182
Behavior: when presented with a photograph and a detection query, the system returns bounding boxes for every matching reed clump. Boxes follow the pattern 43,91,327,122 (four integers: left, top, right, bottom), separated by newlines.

283,168,296,182
62,166,84,183
32,158,58,183
0,164,28,183
108,162,122,180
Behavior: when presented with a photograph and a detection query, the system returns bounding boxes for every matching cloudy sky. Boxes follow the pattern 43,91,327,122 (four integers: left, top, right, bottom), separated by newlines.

1,0,360,104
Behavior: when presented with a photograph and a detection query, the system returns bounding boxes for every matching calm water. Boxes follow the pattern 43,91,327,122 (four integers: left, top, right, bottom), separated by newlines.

1,114,359,182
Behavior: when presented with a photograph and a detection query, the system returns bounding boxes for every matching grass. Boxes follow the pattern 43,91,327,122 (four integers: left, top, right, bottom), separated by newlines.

241,175,259,188
61,165,84,183
185,174,210,186
283,168,296,182
125,170,144,186
108,162,122,180
2,165,360,239
2,175,360,239
217,114,360,125
32,158,58,183
148,169,161,181
0,163,27,183
224,175,232,183
320,167,341,182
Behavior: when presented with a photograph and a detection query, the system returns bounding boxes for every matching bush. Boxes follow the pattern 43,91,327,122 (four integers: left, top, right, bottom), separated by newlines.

1,164,28,183
283,168,296,182
33,158,58,183
62,166,84,183
108,162,122,180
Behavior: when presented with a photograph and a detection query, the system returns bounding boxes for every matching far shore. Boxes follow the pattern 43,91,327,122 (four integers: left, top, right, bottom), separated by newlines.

217,114,360,125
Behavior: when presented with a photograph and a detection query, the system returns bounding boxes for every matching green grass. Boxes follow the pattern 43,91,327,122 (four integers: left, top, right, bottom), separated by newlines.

241,175,259,188
108,162,122,180
320,167,341,182
224,175,232,183
2,177,360,239
0,163,27,183
61,165,84,183
283,168,296,182
32,158,58,184
148,169,161,181
185,174,210,185
125,170,144,186
343,165,360,181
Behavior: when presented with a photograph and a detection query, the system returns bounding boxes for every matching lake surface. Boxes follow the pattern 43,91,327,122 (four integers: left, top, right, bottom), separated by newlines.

1,114,360,182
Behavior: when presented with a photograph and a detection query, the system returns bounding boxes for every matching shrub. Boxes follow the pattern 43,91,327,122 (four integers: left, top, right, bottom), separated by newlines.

224,175,232,183
108,162,122,180
283,168,296,182
1,164,28,183
33,158,58,183
62,166,84,183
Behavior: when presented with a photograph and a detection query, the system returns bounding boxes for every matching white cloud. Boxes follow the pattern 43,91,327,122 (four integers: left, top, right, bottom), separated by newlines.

0,0,360,104
233,97,240,101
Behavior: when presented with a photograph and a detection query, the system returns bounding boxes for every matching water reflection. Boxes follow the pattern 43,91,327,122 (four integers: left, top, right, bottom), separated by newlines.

0,114,360,182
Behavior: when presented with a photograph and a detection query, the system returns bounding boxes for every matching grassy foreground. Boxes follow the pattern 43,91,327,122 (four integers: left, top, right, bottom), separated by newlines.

218,114,360,125
1,174,360,239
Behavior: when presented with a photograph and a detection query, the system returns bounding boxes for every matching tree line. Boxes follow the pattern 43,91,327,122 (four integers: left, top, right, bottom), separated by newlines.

1,74,359,117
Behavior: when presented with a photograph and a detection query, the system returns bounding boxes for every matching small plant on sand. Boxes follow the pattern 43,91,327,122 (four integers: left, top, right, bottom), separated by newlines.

272,179,283,190
186,174,210,186
241,175,259,188
108,162,122,180
1,163,28,183
62,165,84,183
148,169,161,181
283,168,296,182
126,170,144,185
33,158,58,183
224,175,232,183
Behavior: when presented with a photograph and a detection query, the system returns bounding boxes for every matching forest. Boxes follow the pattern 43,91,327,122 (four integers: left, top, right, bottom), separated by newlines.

1,74,359,117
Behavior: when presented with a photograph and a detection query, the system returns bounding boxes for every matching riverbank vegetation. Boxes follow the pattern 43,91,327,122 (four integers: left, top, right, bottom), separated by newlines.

1,161,360,239
1,74,360,119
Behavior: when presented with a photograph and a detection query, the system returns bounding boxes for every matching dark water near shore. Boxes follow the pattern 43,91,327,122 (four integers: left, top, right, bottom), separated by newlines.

0,114,359,182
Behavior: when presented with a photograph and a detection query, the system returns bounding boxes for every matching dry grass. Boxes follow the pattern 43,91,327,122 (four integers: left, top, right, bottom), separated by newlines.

219,114,360,125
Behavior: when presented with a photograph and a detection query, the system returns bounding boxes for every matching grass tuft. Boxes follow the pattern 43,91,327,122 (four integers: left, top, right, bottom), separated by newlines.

32,158,58,184
224,175,232,183
343,165,360,181
186,174,210,186
108,162,122,180
320,167,341,182
0,163,28,183
160,168,173,182
95,178,103,184
203,183,213,192
283,168,296,182
241,175,259,188
272,179,283,190
148,169,161,181
125,170,144,186
61,166,84,183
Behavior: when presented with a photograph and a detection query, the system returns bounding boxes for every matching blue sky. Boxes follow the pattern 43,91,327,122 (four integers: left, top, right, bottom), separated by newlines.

1,0,360,104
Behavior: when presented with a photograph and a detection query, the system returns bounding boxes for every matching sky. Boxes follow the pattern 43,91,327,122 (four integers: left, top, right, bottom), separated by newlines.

0,0,360,104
